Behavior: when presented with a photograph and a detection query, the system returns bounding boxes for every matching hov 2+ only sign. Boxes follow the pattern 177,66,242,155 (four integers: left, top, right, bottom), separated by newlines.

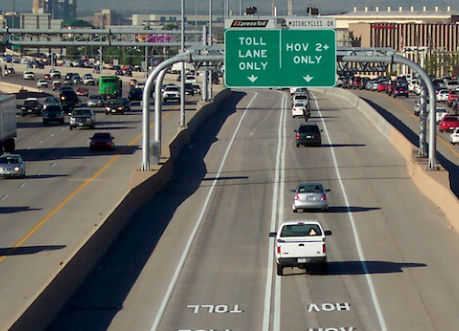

224,29,336,88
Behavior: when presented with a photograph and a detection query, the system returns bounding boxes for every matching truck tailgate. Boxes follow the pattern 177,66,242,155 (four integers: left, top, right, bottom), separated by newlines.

278,237,325,259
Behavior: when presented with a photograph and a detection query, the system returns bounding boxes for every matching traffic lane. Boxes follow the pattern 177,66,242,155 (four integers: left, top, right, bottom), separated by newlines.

0,99,191,244
0,97,202,327
45,90,281,331
351,89,459,197
295,89,459,331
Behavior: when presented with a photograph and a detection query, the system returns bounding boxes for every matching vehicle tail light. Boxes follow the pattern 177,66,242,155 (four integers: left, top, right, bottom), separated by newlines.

321,194,327,201
323,244,326,253
294,194,300,200
296,133,300,140
318,133,321,139
277,245,281,254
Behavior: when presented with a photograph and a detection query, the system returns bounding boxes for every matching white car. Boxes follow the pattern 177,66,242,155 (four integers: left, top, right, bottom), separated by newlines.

162,85,181,103
290,87,309,95
37,79,48,88
23,71,35,80
83,74,96,86
450,127,459,145
436,89,449,102
292,103,308,118
436,108,449,123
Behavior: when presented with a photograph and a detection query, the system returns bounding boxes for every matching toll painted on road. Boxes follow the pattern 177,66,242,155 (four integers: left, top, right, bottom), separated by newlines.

308,303,351,312
186,304,243,313
308,328,355,331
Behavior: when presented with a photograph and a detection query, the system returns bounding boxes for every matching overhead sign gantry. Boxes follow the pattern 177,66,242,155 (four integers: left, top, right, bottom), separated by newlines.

224,17,336,88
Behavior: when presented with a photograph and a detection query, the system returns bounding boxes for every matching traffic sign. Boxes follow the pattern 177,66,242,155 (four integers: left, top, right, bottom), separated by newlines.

224,29,336,88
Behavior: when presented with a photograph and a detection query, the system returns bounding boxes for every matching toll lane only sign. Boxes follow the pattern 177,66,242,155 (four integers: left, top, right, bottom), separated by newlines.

224,29,336,88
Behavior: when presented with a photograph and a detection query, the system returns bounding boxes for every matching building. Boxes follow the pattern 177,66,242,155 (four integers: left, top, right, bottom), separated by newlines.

131,14,224,27
33,0,77,23
330,6,459,76
93,9,129,28
20,13,63,29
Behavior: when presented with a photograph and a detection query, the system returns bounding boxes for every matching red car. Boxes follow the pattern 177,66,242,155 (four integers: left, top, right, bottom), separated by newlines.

439,115,459,132
377,81,388,92
76,88,89,97
89,132,115,151
447,90,459,107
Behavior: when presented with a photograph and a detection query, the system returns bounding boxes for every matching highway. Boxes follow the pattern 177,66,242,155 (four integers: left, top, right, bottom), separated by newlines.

0,66,210,330
43,88,459,331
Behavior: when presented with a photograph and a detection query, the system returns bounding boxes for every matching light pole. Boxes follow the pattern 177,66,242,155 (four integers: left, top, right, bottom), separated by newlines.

180,0,186,127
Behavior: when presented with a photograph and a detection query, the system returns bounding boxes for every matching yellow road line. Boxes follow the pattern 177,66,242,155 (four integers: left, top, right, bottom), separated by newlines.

0,110,174,261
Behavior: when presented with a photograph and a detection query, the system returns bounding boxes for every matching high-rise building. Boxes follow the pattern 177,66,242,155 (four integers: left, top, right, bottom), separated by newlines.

33,0,77,22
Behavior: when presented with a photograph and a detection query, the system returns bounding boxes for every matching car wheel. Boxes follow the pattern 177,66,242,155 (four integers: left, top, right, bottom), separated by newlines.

296,143,300,147
91,124,95,129
276,263,284,276
60,119,64,124
69,126,73,130
293,207,297,213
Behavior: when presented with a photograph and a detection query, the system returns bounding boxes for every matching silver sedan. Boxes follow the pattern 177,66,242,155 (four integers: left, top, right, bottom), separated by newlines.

0,154,26,178
292,182,329,212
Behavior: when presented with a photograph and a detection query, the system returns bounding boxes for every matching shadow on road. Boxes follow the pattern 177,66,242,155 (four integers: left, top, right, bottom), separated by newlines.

18,145,139,161
45,91,246,331
282,260,427,276
0,245,66,256
0,206,42,214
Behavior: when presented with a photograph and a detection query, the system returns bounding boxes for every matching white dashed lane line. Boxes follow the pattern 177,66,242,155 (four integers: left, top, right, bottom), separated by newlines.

51,163,56,167
20,183,25,188
1,195,8,200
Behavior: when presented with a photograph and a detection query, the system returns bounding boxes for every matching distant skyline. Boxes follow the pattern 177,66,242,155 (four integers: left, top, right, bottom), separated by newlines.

3,0,459,16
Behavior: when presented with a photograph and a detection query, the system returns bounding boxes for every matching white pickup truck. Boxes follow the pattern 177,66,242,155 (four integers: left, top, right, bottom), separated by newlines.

270,220,331,276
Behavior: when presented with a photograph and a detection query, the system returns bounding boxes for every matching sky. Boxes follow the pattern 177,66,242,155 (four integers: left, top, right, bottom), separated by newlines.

3,0,459,15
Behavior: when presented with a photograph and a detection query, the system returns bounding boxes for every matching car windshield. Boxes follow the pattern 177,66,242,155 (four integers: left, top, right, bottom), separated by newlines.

45,106,62,112
298,125,319,133
24,100,38,106
295,95,308,100
73,109,91,116
298,184,323,193
89,95,101,99
93,133,111,139
107,100,122,105
0,156,21,164
280,224,322,237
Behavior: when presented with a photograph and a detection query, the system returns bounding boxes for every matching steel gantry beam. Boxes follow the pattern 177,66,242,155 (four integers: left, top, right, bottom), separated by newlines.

337,47,396,74
0,27,201,47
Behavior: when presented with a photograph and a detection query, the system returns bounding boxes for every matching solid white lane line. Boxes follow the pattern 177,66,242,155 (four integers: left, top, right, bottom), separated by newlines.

262,91,287,331
273,91,288,331
148,92,258,331
310,92,388,331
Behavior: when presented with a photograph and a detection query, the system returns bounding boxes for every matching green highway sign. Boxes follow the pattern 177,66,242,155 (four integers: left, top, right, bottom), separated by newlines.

224,29,336,88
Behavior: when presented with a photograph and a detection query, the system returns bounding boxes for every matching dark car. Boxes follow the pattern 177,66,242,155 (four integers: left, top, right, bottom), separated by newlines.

184,83,195,96
393,85,409,98
64,73,75,85
105,98,130,115
21,98,43,116
128,88,143,102
42,104,65,124
89,132,115,151
60,90,80,114
295,123,322,147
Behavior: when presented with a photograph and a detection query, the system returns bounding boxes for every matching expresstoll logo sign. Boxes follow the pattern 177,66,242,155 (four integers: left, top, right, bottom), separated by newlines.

230,20,269,28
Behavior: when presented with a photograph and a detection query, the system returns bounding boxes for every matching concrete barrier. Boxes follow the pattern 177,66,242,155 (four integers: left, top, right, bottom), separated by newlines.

8,88,233,331
318,87,459,228
0,81,42,94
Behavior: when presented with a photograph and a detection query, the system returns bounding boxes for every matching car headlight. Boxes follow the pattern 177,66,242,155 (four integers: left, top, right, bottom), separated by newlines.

118,107,123,110
14,167,20,171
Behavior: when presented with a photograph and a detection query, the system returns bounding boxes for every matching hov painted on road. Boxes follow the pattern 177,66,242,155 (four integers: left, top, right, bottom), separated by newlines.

224,29,336,88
